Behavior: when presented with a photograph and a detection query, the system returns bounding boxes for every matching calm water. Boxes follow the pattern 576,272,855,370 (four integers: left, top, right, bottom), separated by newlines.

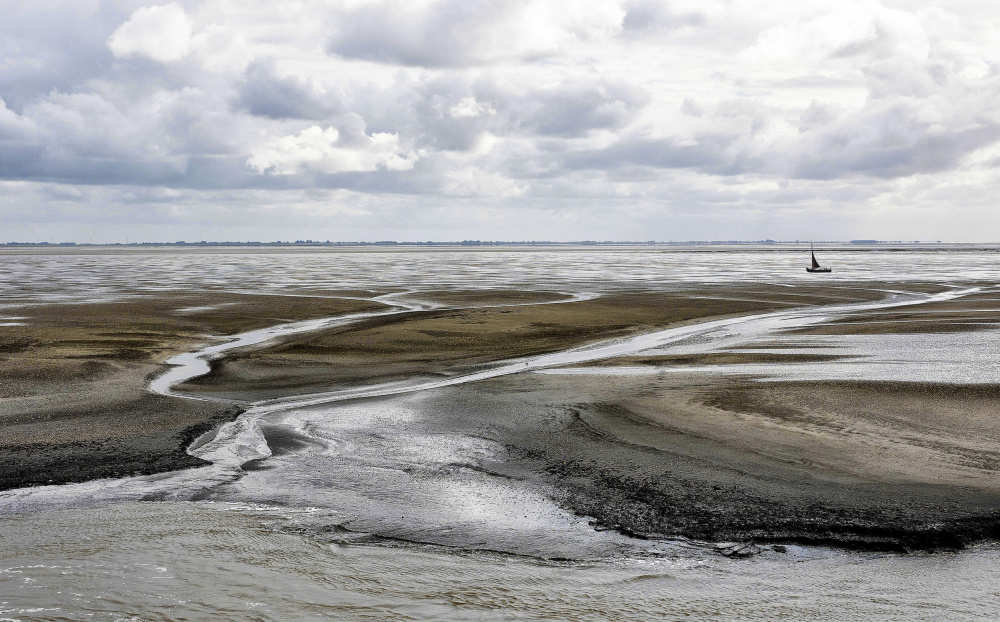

2,246,1000,620
2,244,1000,304
2,502,998,621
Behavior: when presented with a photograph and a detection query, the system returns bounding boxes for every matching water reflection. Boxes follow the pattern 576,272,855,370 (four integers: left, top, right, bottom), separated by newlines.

3,246,1000,305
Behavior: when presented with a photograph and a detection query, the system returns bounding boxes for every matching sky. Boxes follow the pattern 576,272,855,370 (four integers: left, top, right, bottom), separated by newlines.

2,0,1000,242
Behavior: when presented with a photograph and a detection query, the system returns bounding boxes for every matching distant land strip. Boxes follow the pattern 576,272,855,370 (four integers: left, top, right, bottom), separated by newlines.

0,239,947,247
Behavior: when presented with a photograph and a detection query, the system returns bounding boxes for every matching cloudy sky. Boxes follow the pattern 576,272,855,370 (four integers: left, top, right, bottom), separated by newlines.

2,0,1000,242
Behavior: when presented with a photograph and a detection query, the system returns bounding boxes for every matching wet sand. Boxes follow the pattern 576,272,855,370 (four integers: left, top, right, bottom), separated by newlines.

7,281,1000,552
788,291,1000,334
178,285,879,401
397,369,1000,553
524,294,1000,550
0,292,387,489
561,377,1000,551
1,284,860,488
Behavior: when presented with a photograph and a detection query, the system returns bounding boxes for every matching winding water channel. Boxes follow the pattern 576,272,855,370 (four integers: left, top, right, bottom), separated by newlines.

4,247,1000,620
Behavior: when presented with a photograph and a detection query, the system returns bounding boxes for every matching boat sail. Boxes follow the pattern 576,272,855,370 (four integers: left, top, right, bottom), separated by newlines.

806,243,832,273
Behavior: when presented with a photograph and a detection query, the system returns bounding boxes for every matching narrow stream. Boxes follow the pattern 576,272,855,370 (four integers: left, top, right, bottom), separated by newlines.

0,285,976,523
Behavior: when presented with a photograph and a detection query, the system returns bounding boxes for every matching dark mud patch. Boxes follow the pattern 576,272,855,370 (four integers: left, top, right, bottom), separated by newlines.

454,374,1000,554
579,352,849,366
0,404,243,491
546,459,1000,552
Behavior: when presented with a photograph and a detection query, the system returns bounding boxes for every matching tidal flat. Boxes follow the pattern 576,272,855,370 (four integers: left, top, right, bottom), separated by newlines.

4,246,1000,619
0,292,387,488
0,282,867,486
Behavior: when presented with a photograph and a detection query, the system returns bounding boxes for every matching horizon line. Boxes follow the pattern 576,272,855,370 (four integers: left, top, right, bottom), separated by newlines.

0,239,950,247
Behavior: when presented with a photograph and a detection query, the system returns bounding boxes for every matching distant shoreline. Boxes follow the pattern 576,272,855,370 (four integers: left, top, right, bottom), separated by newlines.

0,241,987,254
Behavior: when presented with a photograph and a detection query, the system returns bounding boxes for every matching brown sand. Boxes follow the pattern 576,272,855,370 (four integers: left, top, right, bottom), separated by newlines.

790,291,1000,335
0,292,388,489
416,371,1000,552
8,281,1000,551
502,290,1000,550
178,284,882,401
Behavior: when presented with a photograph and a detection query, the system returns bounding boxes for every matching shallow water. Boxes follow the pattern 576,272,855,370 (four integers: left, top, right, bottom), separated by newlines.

2,502,999,621
2,245,1000,305
3,246,1000,619
544,285,1000,385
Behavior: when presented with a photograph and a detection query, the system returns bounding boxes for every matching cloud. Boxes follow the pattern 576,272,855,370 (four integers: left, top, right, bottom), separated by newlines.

566,65,1000,182
231,59,337,120
0,4,125,112
327,0,625,67
501,79,650,137
787,100,1000,180
0,87,241,186
443,166,527,197
7,0,1000,241
621,0,711,32
449,96,495,119
342,74,649,160
247,126,418,175
107,3,192,63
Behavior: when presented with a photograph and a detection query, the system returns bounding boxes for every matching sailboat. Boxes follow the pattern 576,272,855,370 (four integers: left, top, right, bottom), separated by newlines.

806,243,832,273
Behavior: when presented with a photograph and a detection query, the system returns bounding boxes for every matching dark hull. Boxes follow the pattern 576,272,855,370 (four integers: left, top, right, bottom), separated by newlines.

806,267,832,273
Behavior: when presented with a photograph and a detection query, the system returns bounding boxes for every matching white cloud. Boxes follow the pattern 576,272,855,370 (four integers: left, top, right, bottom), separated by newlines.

107,3,192,63
247,126,418,175
327,0,626,66
449,97,495,118
7,0,1000,241
443,166,526,197
0,97,38,140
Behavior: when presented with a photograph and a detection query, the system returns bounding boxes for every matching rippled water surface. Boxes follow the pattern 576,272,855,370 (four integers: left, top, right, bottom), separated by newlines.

3,244,1000,304
3,246,1000,620
3,502,1000,621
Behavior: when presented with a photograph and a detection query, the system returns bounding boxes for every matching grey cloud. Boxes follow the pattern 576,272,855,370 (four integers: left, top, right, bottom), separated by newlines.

42,184,85,201
179,158,420,194
0,86,417,192
559,99,767,176
621,0,707,32
346,75,496,152
313,169,426,194
0,151,183,186
502,80,650,137
784,48,1000,179
789,103,1000,180
680,98,704,117
0,140,426,194
567,89,1000,182
352,75,649,156
232,59,338,120
0,88,427,193
326,0,622,67
797,101,838,133
0,4,125,112
327,1,513,67
3,0,996,213
563,135,741,176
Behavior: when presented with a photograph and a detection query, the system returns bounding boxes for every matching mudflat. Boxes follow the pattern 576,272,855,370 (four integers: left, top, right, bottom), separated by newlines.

178,284,882,400
400,369,1000,553
518,290,1000,551
0,292,388,489
788,290,1000,334
1,284,864,488
8,279,1000,553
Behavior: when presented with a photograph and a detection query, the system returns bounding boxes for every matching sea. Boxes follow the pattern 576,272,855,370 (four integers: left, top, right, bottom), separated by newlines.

2,244,1000,621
